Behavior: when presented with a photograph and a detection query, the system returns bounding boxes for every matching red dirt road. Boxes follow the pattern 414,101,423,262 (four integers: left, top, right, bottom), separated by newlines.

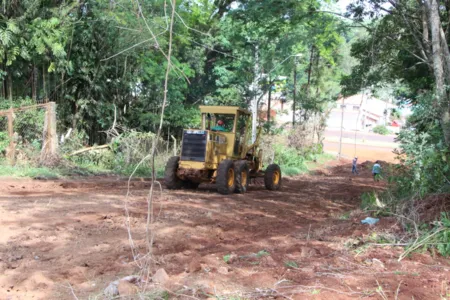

0,162,449,299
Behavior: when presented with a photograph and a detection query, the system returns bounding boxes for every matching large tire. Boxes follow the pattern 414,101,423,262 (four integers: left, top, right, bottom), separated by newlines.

264,164,282,191
234,161,249,193
216,159,236,195
164,156,183,189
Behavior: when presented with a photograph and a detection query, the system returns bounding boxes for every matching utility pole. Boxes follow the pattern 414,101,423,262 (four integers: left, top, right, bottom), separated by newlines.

338,97,345,159
292,57,297,126
267,75,272,123
251,45,260,143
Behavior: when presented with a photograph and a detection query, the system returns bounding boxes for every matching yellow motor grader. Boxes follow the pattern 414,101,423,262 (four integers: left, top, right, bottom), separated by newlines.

164,106,282,195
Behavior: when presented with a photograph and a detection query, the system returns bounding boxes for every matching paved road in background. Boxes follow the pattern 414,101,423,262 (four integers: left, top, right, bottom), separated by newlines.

324,129,396,143
324,141,397,162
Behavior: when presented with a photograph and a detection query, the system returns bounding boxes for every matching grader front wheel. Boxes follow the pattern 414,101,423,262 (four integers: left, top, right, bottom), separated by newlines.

264,164,282,191
216,160,236,195
164,156,183,189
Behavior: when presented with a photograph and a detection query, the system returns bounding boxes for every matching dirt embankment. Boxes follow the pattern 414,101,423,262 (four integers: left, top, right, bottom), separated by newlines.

0,161,449,299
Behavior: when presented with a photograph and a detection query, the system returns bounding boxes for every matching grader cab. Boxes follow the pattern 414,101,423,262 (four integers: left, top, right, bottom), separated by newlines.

164,106,281,195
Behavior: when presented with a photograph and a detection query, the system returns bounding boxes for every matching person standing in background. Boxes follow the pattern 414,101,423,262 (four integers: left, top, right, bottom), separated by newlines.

352,156,359,175
372,160,382,181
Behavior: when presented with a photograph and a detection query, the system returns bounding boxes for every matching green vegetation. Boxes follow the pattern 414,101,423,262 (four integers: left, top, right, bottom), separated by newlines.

273,142,334,177
372,125,390,135
284,261,299,269
0,164,59,178
223,254,232,263
255,250,270,258
341,0,450,258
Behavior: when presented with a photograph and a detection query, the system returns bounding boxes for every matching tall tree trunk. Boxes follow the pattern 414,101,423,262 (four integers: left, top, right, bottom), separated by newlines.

306,45,315,99
60,72,65,104
267,77,272,122
32,65,38,101
426,0,450,145
7,70,12,102
43,64,47,102
72,101,78,129
439,27,450,82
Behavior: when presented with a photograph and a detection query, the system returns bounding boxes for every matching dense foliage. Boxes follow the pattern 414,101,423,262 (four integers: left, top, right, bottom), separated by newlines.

0,0,353,145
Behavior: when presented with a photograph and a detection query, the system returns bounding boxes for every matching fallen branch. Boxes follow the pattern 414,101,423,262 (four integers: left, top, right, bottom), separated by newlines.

68,144,111,156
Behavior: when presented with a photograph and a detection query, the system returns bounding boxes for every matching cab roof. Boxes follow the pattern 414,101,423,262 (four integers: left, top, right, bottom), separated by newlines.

199,105,251,115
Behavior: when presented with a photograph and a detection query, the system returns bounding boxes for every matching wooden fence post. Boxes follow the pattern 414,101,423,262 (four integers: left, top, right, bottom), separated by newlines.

41,102,58,163
7,108,15,165
47,102,58,155
171,135,177,156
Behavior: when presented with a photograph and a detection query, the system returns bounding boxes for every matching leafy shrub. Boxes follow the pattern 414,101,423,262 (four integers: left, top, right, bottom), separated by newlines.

0,132,9,154
401,213,450,259
361,191,377,210
282,166,304,177
372,125,389,135
435,213,450,256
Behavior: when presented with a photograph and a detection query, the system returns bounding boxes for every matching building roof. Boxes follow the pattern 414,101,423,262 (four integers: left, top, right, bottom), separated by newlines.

338,94,397,108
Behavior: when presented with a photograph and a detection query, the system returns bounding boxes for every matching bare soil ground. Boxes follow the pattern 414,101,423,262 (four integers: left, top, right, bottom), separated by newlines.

0,161,449,299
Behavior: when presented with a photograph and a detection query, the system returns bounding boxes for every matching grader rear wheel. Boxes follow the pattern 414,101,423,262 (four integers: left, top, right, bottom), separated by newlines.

264,164,282,191
216,160,236,195
234,161,249,194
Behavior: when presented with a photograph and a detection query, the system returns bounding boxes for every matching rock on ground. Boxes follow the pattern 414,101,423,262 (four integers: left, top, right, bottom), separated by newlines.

153,268,169,285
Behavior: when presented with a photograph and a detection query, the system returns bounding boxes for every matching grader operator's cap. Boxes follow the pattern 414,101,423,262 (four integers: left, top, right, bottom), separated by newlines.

217,120,224,125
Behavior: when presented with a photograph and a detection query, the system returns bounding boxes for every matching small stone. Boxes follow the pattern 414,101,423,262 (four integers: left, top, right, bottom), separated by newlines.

153,268,169,285
118,280,138,296
217,266,228,274
188,257,202,273
263,256,277,267
372,258,385,270
8,255,23,262
104,280,119,298
201,263,211,272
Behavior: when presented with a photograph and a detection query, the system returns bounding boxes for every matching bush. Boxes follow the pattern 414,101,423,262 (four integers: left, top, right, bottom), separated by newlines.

282,166,304,177
0,132,9,154
372,125,390,135
272,143,332,177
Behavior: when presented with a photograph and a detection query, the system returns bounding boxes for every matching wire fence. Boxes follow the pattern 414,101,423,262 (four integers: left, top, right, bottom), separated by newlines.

0,102,58,165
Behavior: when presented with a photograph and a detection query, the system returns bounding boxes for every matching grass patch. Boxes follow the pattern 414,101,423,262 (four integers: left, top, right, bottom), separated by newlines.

256,250,270,257
280,153,335,177
280,166,305,176
339,212,351,220
0,164,60,178
284,260,299,269
223,254,231,263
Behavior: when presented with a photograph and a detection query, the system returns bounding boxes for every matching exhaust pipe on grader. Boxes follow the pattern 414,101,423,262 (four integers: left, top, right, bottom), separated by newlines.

164,106,281,195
